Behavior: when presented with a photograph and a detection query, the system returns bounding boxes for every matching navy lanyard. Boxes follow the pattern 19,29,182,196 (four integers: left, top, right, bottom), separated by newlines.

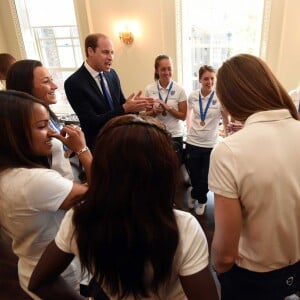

298,101,300,113
199,91,215,123
157,80,174,104
49,118,61,133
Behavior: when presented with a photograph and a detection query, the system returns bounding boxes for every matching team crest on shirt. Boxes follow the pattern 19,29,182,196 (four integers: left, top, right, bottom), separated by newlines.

170,90,175,96
212,100,217,105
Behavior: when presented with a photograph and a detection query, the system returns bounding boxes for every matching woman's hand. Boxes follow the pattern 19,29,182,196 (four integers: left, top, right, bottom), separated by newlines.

155,99,170,111
227,121,244,135
50,125,87,153
154,99,187,120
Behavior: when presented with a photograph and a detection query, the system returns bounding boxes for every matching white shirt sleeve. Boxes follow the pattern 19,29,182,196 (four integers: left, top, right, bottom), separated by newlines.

187,90,197,107
55,209,78,254
145,83,154,97
208,141,238,198
175,211,209,276
177,85,188,102
24,169,73,212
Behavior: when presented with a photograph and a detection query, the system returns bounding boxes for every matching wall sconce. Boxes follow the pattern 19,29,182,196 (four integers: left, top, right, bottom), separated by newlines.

115,20,140,45
119,30,134,45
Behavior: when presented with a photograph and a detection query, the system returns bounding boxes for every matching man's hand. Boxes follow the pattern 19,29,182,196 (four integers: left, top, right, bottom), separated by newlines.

123,91,155,113
126,90,143,101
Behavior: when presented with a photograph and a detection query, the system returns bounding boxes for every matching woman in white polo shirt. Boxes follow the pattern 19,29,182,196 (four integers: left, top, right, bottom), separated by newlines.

185,65,229,215
209,54,300,300
0,90,92,299
145,54,187,162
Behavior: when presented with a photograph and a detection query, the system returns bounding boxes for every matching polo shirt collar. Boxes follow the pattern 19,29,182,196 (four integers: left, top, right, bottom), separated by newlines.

200,89,214,99
245,109,293,126
157,80,172,90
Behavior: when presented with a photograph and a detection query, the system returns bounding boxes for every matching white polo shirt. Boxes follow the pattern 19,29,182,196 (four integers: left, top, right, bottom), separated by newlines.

0,168,80,298
209,109,300,272
145,80,187,137
186,89,222,148
55,209,209,299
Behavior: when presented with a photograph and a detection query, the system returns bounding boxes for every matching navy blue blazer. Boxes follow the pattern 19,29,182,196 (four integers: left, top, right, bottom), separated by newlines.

64,64,126,149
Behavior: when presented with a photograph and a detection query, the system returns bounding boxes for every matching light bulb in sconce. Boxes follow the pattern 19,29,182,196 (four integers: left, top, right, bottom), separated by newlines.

115,21,140,45
119,30,134,45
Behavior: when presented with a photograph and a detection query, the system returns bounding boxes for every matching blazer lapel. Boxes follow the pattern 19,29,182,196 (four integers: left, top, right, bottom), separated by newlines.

81,66,102,95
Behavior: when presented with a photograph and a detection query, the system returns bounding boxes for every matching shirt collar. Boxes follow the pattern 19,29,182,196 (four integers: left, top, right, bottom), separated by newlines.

84,61,100,80
200,89,214,99
157,80,172,90
244,109,293,126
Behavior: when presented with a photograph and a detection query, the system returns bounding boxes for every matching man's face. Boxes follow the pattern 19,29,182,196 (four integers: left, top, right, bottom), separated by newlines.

87,37,114,72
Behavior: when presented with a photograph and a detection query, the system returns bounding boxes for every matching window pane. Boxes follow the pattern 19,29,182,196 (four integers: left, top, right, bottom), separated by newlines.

180,0,265,93
25,0,76,26
57,40,76,68
53,27,74,38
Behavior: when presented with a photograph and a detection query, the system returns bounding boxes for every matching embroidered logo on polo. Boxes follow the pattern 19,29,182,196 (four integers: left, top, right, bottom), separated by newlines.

286,276,294,286
212,100,217,105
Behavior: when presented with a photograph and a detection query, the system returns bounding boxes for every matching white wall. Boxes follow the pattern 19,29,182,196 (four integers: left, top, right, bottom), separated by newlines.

0,1,22,59
273,0,300,90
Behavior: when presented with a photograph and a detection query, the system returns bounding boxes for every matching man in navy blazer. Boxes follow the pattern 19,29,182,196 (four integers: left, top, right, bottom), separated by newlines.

65,33,153,150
